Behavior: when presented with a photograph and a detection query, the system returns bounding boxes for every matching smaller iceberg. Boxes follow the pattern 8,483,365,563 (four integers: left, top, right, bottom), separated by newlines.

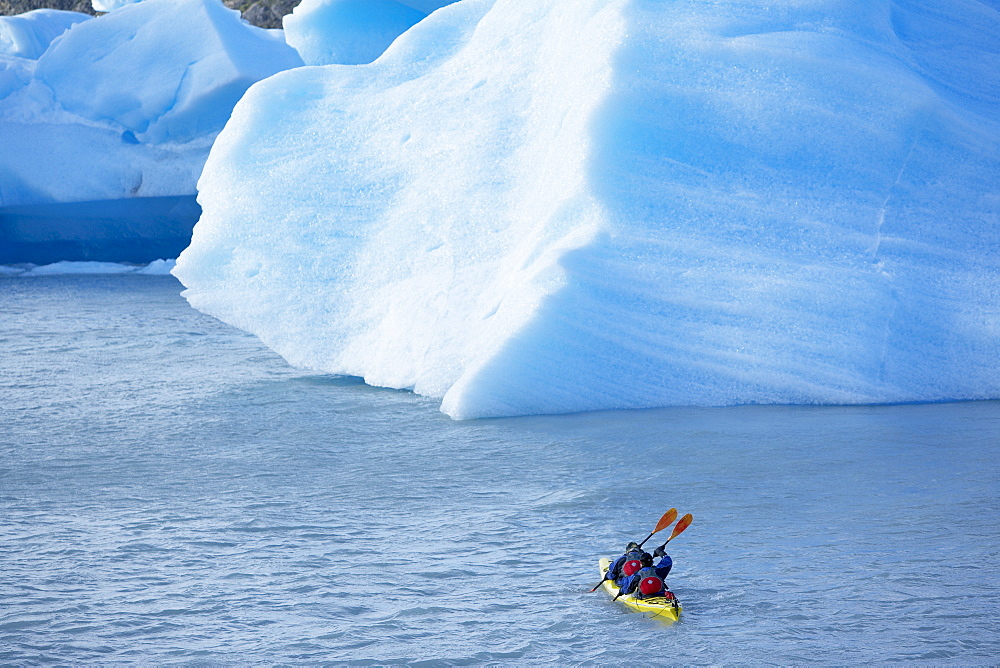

33,0,303,147
0,9,91,60
0,0,303,263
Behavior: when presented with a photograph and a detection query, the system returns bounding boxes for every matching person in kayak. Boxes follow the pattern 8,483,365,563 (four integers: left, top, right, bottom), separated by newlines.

617,551,674,599
606,542,647,584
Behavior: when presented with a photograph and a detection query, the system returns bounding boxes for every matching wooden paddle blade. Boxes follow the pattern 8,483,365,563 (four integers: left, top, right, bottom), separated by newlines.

667,513,693,541
653,508,678,534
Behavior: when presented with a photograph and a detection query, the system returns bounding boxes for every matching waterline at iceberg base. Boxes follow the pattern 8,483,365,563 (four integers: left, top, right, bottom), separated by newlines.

174,0,1000,419
0,196,200,264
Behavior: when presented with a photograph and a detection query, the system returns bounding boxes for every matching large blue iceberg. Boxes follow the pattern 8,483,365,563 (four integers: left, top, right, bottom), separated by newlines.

174,0,1000,419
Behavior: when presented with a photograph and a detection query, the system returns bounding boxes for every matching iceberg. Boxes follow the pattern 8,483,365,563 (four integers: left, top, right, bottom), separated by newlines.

33,0,302,146
0,9,91,60
0,0,302,262
174,0,1000,419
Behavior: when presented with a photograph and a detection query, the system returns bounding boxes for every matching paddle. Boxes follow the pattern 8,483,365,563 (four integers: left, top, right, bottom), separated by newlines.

589,509,677,592
653,512,693,552
637,508,678,549
613,513,693,601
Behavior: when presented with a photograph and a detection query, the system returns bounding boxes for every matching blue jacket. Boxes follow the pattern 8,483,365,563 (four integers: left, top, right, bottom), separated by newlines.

618,556,672,596
607,549,646,582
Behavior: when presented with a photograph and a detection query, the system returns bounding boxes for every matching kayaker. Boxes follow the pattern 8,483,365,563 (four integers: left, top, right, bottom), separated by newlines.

606,542,647,584
617,552,674,599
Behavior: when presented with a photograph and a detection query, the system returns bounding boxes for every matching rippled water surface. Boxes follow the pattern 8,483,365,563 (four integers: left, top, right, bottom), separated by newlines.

2,274,999,664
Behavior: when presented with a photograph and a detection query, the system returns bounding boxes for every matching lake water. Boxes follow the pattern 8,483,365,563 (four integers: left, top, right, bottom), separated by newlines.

2,273,998,664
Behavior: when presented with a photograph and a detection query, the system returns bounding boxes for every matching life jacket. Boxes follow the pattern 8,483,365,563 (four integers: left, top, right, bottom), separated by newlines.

634,566,665,598
612,549,645,580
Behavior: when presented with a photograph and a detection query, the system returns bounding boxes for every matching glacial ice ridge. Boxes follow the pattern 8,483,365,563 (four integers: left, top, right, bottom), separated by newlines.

174,0,1000,419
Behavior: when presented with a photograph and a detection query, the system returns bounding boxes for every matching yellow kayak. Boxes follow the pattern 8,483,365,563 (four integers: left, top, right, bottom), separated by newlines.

598,557,682,622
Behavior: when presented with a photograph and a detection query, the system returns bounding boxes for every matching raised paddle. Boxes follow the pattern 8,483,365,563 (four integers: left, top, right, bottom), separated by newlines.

589,509,677,592
653,512,693,552
637,508,678,549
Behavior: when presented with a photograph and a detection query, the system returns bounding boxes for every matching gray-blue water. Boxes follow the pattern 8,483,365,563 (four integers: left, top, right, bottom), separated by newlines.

2,274,999,665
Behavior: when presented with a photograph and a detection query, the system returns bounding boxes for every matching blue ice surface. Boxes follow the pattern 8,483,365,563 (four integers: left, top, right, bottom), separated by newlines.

0,196,199,264
0,0,302,214
175,0,1000,419
283,0,427,66
0,9,91,60
32,0,304,146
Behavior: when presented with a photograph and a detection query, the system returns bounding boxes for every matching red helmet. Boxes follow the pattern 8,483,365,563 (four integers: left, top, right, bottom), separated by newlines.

639,576,663,596
622,560,642,577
